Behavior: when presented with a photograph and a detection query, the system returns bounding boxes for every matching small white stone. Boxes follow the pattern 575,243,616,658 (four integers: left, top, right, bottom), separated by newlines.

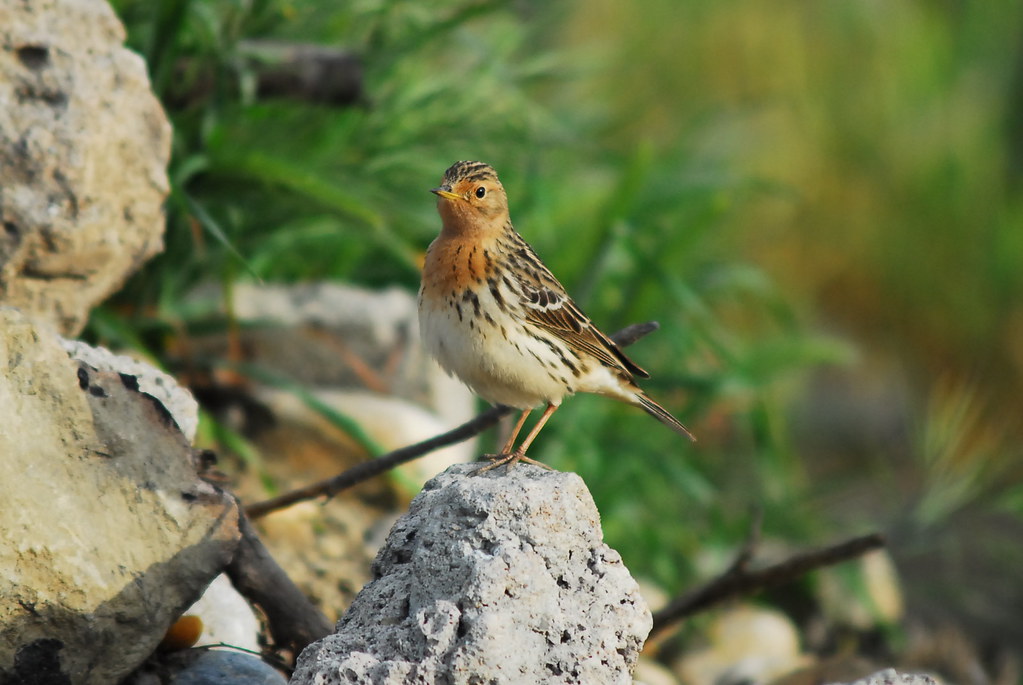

182,574,262,653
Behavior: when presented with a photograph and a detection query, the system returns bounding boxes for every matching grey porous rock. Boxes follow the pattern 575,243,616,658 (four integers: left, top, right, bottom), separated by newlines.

0,0,171,336
0,309,240,684
292,463,652,685
832,670,943,685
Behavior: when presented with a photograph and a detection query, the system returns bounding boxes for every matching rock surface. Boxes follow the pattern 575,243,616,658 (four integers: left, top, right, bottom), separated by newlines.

61,338,201,442
675,604,810,685
0,309,240,684
0,0,171,336
833,670,941,685
187,282,475,435
167,650,288,685
253,387,474,488
199,283,481,629
292,463,652,685
125,649,288,685
179,574,262,653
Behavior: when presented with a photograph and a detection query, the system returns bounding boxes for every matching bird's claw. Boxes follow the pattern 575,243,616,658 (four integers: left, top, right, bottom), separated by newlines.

473,451,552,474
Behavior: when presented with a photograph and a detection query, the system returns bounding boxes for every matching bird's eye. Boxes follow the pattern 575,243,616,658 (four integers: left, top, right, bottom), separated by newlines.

475,186,487,199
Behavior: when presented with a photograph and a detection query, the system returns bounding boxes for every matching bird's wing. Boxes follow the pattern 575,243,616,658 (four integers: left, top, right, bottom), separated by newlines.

510,237,650,379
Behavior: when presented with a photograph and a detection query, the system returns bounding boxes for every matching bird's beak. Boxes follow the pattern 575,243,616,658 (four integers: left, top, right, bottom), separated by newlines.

430,185,462,201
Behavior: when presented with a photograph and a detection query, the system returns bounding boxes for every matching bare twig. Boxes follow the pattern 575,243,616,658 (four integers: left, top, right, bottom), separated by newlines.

649,531,886,638
170,41,364,110
225,505,334,653
241,41,364,106
245,322,662,519
246,406,511,518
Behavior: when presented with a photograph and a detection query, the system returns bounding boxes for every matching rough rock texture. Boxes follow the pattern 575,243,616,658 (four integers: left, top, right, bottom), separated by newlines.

834,670,942,685
61,337,200,442
292,463,652,685
0,309,240,684
0,0,171,336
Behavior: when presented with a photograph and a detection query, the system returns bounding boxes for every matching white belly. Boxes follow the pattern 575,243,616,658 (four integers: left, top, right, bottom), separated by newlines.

417,302,571,409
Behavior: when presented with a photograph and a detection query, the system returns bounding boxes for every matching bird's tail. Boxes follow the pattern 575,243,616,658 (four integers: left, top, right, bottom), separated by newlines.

635,392,696,442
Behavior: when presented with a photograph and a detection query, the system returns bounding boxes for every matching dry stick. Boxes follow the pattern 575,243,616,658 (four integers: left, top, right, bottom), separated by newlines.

245,321,662,519
226,504,334,653
242,41,363,106
649,531,886,639
172,42,364,109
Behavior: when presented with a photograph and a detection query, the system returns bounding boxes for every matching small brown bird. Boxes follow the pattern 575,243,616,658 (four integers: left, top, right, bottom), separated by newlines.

418,161,693,470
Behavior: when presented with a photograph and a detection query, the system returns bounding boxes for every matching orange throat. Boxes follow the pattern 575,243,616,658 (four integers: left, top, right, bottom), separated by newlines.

422,232,499,296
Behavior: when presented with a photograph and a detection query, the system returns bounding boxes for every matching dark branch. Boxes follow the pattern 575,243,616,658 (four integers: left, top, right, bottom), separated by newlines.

240,41,364,107
225,505,333,653
650,531,886,638
246,406,511,518
170,41,364,109
245,321,661,519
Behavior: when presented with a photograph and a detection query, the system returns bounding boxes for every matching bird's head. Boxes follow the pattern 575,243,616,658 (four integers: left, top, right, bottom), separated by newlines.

431,161,510,235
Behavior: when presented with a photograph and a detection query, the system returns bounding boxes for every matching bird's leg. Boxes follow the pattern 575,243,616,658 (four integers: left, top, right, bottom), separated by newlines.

499,409,531,455
477,403,558,473
513,403,558,457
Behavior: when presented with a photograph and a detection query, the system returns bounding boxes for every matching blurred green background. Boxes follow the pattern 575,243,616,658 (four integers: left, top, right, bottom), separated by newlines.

102,0,1023,668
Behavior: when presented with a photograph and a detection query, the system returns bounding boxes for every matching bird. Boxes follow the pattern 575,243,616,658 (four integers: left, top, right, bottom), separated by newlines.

418,160,694,471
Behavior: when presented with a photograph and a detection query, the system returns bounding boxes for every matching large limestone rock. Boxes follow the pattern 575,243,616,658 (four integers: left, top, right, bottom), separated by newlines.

292,463,652,685
0,0,171,336
0,309,240,684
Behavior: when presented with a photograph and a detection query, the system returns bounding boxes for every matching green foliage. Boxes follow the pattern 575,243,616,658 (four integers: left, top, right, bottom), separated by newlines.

548,0,1023,605
98,0,903,599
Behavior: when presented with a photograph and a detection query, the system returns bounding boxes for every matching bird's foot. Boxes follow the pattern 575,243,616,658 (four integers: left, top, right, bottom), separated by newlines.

474,451,552,474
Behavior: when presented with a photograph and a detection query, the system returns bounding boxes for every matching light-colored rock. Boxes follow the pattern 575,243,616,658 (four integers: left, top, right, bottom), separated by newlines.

829,669,942,685
256,388,473,489
0,309,239,684
818,549,903,629
635,578,670,614
230,282,416,342
292,463,652,685
61,338,200,442
674,604,811,685
181,574,262,653
188,282,476,438
633,658,681,685
0,0,170,336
